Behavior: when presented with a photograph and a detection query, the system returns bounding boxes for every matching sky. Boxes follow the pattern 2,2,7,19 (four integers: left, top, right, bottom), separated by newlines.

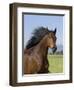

23,14,64,48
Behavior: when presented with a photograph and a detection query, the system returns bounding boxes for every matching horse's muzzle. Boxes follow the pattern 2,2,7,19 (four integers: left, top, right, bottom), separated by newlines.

52,46,57,53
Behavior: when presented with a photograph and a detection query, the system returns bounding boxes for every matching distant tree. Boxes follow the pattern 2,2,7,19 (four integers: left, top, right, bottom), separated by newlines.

48,50,63,55
60,50,63,55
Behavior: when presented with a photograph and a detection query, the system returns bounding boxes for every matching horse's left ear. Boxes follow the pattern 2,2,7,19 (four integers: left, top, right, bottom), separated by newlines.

54,28,57,34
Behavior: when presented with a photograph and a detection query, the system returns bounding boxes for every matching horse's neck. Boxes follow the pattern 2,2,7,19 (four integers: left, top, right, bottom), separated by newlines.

36,36,48,58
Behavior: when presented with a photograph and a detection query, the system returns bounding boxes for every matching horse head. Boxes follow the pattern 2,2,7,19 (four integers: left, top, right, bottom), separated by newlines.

46,28,57,53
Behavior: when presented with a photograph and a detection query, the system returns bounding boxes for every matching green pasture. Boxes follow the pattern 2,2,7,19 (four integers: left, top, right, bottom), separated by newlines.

47,54,63,73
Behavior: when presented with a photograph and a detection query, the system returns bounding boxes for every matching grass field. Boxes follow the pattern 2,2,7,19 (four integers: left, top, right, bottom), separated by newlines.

47,54,63,73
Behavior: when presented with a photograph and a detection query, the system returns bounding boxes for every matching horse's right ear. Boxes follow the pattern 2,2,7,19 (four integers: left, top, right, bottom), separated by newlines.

54,28,57,34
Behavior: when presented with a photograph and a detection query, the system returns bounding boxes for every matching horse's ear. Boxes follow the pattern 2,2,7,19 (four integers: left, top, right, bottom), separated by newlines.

54,28,56,34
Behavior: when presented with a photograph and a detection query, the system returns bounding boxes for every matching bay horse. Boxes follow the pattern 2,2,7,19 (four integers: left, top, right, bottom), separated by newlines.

24,27,57,74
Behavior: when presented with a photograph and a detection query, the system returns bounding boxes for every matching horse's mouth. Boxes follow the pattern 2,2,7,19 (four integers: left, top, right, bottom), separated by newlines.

52,47,57,54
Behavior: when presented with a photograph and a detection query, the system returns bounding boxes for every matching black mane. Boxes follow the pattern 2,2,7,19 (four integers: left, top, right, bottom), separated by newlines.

26,27,51,49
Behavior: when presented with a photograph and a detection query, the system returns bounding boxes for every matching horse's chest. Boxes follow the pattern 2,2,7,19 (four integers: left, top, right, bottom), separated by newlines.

34,53,46,69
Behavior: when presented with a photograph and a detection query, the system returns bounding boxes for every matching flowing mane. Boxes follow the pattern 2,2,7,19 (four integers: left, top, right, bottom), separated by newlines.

26,27,51,49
